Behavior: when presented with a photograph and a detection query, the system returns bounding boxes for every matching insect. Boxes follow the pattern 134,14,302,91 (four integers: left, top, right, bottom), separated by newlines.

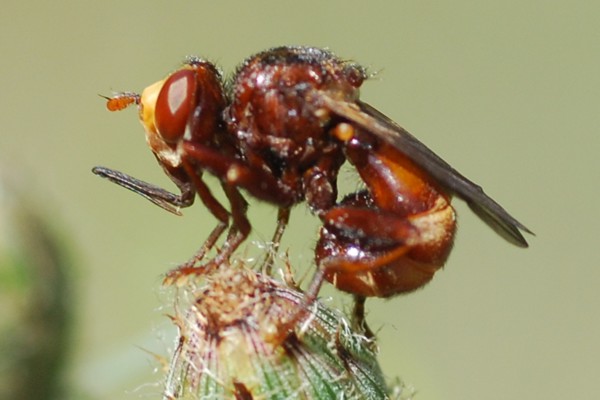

93,46,532,305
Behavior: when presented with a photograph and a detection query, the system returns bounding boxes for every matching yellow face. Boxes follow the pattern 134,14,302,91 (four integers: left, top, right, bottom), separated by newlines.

138,77,185,168
138,78,165,141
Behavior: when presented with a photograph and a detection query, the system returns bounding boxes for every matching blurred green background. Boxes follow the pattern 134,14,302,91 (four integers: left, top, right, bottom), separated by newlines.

1,1,598,399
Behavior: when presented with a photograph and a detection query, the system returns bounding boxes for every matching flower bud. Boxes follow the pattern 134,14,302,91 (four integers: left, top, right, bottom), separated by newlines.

162,262,392,399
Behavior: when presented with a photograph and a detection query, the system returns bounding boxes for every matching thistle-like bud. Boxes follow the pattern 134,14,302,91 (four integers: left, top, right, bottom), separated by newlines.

0,170,72,399
162,261,393,399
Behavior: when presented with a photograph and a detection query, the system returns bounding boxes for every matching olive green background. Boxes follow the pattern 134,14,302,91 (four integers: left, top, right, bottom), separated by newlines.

1,1,598,399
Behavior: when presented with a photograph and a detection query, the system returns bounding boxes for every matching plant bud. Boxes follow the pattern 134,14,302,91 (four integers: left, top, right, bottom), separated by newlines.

162,262,393,399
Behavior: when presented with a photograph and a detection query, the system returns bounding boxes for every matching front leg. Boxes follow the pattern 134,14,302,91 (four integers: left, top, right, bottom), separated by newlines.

183,141,300,275
92,166,194,215
93,164,235,279
183,141,299,206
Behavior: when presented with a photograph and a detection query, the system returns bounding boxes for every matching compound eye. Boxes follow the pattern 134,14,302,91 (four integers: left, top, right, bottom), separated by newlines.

155,69,196,143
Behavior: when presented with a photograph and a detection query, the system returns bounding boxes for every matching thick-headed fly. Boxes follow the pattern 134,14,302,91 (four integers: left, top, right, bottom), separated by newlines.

93,46,532,312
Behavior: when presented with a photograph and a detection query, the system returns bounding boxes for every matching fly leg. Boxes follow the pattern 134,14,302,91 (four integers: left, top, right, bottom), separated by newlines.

261,207,291,275
92,166,195,215
183,141,299,273
162,160,234,284
211,182,250,267
352,295,375,339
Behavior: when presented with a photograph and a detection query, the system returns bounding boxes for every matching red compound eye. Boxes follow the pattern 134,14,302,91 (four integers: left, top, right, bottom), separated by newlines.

155,69,196,143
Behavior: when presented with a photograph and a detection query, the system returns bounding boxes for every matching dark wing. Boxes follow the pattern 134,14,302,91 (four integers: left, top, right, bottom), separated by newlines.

316,93,533,247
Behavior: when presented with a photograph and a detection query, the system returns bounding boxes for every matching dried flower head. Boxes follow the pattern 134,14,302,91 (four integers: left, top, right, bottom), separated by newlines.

162,261,392,399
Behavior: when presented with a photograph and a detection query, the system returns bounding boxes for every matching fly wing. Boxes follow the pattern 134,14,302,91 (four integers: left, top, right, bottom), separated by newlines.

316,94,533,247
